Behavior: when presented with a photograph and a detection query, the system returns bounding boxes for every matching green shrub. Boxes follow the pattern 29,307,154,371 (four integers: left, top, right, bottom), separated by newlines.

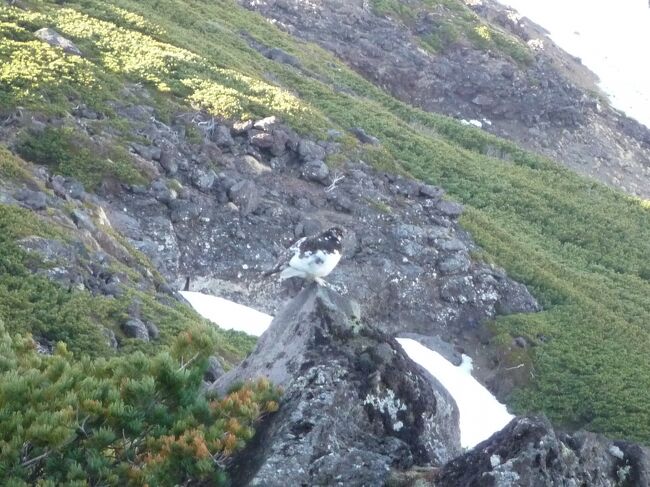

0,322,280,486
16,127,146,189
0,146,30,180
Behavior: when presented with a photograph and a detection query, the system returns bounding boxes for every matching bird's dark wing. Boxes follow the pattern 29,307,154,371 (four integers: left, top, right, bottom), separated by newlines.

262,237,306,276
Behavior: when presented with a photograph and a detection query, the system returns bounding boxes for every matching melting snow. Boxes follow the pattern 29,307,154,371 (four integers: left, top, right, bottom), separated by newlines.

180,291,271,336
396,338,513,448
182,291,513,448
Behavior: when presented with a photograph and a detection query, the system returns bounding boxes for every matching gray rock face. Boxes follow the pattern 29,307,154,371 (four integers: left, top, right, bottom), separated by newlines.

264,47,301,67
212,124,235,147
14,189,47,210
351,127,380,145
298,139,326,162
218,285,461,486
34,28,82,56
249,132,275,149
228,179,259,215
436,416,650,487
121,318,150,341
131,143,161,161
301,159,330,184
96,113,538,401
191,168,216,192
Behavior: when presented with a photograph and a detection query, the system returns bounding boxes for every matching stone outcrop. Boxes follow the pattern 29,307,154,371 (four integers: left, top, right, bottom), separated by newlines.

34,28,83,56
215,284,461,486
436,416,650,487
213,286,650,487
88,105,539,364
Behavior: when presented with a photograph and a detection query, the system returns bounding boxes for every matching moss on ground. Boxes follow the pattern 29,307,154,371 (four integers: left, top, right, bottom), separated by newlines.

0,0,649,445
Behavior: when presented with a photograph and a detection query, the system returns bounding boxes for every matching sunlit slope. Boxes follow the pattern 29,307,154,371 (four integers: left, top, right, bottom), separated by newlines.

1,0,649,442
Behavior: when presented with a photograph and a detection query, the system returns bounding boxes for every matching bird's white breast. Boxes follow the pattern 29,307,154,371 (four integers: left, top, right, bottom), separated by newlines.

289,249,341,278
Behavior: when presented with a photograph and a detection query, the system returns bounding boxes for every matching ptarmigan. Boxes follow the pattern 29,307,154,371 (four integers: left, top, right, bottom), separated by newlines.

264,227,344,285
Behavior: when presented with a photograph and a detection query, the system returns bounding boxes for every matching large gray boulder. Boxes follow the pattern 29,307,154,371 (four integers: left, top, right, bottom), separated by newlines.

34,28,83,56
436,415,650,487
215,284,461,486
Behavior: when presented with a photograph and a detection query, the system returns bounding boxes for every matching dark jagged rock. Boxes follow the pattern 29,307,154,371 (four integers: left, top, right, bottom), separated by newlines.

436,416,650,487
131,142,161,161
204,355,225,383
301,159,330,184
215,284,461,486
351,127,380,145
227,179,260,215
297,139,326,162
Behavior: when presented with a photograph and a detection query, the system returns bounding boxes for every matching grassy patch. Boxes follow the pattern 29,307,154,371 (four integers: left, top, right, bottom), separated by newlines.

0,322,279,485
15,126,146,189
0,203,256,363
0,146,31,180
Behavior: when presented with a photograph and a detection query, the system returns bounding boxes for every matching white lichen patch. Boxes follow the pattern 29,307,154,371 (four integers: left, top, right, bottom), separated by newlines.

363,388,407,425
488,459,521,486
617,464,631,483
490,454,502,468
608,444,625,460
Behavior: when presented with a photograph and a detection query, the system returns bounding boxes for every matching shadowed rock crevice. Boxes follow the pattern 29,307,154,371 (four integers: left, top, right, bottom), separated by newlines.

215,284,461,486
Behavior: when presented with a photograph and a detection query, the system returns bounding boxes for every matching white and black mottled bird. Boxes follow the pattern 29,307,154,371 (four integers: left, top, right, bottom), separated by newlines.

264,227,344,285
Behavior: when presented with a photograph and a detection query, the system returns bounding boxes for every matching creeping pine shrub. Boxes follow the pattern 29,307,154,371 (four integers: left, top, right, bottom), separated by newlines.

0,322,280,486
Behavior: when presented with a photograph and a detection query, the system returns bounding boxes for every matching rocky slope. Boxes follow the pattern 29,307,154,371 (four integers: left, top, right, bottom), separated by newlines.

217,284,460,486
239,0,650,198
1,102,538,395
215,281,650,486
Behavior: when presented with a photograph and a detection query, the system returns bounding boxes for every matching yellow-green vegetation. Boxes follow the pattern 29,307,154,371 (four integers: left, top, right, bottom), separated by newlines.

0,202,265,484
371,0,533,63
0,0,649,454
0,146,31,180
0,321,279,485
16,127,147,189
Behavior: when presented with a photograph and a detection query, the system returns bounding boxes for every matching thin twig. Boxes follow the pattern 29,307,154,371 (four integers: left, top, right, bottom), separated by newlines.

325,171,345,193
505,363,525,371
21,450,50,468
178,352,200,372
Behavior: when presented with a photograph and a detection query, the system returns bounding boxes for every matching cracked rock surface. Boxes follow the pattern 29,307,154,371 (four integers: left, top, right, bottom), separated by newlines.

216,284,461,486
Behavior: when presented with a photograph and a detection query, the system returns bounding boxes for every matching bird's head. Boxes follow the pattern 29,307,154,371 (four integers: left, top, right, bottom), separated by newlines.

325,226,344,243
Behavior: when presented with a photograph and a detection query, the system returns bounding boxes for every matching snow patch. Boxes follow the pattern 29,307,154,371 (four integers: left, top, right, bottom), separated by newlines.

609,444,625,460
397,338,514,448
180,291,272,336
460,119,484,128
